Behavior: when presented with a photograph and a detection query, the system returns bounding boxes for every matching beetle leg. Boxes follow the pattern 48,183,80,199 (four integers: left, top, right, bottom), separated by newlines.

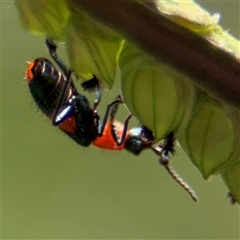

45,38,69,77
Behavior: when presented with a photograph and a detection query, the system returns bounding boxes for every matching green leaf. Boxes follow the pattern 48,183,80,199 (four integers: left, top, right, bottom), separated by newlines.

156,0,239,57
222,163,240,204
15,1,69,39
65,12,122,88
179,92,240,179
118,42,195,139
154,0,221,35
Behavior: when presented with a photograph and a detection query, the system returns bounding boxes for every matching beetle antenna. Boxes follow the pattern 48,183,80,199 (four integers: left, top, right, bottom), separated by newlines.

160,161,198,202
157,131,198,202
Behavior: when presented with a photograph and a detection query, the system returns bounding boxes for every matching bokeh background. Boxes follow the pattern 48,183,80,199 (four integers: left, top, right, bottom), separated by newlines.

1,1,239,239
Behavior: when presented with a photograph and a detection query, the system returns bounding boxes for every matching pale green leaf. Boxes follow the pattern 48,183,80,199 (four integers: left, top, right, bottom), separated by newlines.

222,163,240,204
119,42,195,139
65,12,122,88
179,93,240,179
15,1,69,39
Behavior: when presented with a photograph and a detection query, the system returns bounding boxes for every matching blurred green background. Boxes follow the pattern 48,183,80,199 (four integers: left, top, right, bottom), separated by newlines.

1,1,239,239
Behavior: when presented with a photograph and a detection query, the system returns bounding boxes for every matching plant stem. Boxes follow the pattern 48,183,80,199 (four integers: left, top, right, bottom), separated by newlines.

71,0,240,109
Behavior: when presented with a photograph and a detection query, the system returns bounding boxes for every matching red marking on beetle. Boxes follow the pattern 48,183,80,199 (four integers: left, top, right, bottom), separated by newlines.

59,116,77,134
93,121,127,150
25,61,35,83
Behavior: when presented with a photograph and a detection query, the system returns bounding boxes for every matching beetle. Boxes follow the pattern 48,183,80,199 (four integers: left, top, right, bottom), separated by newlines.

26,39,126,147
25,38,197,202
